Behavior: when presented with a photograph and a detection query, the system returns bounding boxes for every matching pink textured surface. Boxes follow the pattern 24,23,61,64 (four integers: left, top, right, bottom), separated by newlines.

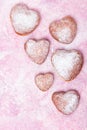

0,0,87,130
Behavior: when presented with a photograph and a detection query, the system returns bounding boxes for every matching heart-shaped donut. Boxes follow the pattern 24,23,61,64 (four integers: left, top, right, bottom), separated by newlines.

49,16,77,44
24,39,50,64
35,72,54,91
51,49,83,81
52,90,80,115
10,3,40,35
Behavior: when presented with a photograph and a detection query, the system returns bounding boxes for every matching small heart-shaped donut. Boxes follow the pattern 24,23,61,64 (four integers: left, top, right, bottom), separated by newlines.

35,72,54,91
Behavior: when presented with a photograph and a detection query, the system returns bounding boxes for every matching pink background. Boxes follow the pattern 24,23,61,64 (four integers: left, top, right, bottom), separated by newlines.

0,0,87,130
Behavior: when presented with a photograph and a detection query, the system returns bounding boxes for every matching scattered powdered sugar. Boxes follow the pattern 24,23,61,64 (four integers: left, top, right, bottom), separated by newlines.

62,91,80,114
